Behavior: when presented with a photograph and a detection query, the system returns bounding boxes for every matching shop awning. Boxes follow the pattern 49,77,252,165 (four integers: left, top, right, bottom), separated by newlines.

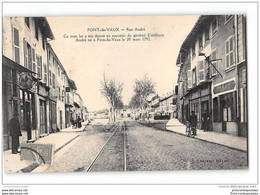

3,55,35,74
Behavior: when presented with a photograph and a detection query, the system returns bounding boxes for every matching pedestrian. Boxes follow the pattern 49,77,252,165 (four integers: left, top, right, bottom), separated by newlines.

189,111,197,136
77,116,82,128
202,110,210,132
8,113,22,154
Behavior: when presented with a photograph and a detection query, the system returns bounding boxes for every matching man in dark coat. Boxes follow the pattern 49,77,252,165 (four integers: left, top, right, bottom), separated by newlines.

8,113,22,154
202,110,210,132
189,111,197,135
77,116,82,128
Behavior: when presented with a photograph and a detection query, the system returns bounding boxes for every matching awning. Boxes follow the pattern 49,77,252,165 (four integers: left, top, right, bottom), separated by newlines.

3,55,35,74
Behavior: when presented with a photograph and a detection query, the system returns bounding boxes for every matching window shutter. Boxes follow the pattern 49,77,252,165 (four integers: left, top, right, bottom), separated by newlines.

187,70,192,88
23,39,27,68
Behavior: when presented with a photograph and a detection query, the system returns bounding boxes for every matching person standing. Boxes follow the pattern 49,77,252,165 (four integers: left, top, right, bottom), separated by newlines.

77,116,82,128
8,113,22,154
202,110,210,132
189,111,198,136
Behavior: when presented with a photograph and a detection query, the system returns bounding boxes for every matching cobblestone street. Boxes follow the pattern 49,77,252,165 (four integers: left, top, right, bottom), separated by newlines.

126,121,247,171
42,119,247,172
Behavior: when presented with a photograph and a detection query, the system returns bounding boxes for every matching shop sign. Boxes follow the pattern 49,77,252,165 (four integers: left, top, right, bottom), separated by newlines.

20,143,54,165
38,85,48,97
213,80,235,95
19,72,34,90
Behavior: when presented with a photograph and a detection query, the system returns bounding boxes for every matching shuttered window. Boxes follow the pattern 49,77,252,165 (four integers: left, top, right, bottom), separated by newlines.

225,36,235,68
198,60,205,82
13,27,20,63
32,48,36,72
37,55,42,79
43,63,47,83
187,70,192,89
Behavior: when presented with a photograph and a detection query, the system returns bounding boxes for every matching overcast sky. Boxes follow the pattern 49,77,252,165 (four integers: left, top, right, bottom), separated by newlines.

47,16,199,111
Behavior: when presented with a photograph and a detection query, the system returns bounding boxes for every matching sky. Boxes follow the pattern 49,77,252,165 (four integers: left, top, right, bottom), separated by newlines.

47,16,199,111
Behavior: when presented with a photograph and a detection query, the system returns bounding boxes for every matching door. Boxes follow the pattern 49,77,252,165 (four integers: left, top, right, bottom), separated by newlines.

25,101,32,140
40,100,47,134
60,110,63,130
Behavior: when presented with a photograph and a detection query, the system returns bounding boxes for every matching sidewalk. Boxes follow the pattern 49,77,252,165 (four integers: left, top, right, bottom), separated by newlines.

4,124,86,173
166,118,247,152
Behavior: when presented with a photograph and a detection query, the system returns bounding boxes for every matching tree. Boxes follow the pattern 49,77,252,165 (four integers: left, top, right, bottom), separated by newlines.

100,74,124,122
129,75,156,119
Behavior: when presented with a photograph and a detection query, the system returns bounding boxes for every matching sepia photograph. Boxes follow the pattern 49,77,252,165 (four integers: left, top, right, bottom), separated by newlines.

2,14,249,174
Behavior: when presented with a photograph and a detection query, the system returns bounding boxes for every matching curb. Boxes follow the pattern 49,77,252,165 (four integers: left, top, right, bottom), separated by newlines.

19,134,81,173
164,127,247,153
138,121,247,153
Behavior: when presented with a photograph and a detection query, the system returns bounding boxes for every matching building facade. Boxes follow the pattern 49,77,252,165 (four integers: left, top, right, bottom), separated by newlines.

2,17,88,151
176,15,247,136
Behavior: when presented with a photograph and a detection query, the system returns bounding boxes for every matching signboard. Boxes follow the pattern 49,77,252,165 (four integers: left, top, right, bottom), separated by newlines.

19,72,34,90
213,80,235,95
38,84,49,97
20,143,54,165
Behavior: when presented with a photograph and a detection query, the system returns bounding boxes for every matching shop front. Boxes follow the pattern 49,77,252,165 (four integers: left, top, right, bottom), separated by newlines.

238,62,247,137
212,78,238,135
38,83,49,136
49,88,57,133
185,81,212,130
2,56,37,150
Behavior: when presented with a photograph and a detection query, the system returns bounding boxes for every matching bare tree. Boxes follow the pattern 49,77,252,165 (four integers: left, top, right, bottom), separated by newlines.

129,75,156,119
100,73,124,122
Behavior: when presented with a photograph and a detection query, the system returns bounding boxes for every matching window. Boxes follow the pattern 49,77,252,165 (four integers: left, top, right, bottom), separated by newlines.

187,70,192,89
27,43,32,70
211,49,218,76
225,15,233,23
198,60,205,82
35,23,38,40
43,63,47,83
212,17,218,36
199,34,203,50
192,68,196,85
42,37,45,50
213,98,219,122
23,40,28,68
25,17,30,28
192,44,196,59
58,67,60,77
32,49,36,72
225,36,235,68
58,87,61,100
205,26,210,43
49,71,52,87
36,55,42,79
52,73,55,89
13,27,20,63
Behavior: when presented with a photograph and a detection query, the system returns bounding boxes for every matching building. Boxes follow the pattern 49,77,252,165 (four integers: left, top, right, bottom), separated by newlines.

2,17,54,149
176,15,247,136
2,17,88,151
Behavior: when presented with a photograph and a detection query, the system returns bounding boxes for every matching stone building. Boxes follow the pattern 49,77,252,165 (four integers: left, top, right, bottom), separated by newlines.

176,15,247,136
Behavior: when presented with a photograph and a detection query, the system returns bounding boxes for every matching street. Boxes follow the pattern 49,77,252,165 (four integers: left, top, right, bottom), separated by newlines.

43,119,247,172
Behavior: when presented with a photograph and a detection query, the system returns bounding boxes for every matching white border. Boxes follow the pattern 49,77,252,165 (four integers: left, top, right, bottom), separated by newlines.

1,1,258,188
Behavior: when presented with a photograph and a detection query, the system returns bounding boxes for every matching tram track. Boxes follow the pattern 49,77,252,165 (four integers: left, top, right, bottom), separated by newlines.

85,121,127,172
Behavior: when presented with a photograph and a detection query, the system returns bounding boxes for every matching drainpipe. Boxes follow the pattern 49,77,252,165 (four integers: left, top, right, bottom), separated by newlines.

234,15,240,134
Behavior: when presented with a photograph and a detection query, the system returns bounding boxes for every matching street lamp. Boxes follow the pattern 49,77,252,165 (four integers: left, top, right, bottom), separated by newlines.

199,53,223,78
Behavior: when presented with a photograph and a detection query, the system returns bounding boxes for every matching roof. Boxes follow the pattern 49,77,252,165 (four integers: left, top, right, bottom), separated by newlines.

175,15,215,67
34,17,54,40
160,94,173,102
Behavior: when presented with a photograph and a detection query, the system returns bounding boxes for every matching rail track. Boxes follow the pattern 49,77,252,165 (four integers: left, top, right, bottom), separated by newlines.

85,121,127,172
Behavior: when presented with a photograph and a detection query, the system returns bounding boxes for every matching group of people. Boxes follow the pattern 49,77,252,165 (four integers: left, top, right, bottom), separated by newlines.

71,116,83,129
188,110,210,136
